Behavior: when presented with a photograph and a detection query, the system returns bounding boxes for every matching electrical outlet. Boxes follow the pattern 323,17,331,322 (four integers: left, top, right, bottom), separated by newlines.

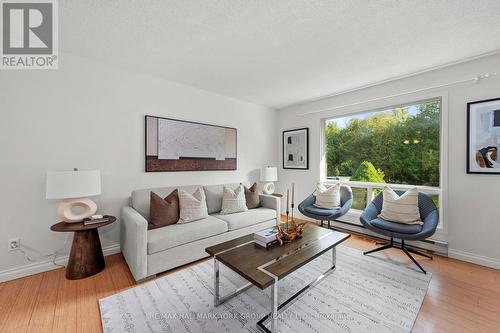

8,238,20,251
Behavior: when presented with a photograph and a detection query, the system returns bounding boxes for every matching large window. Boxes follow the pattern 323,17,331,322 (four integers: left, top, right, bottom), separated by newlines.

324,99,441,211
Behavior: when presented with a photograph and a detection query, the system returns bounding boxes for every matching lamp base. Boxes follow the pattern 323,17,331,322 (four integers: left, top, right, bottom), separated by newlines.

262,182,275,194
57,198,97,223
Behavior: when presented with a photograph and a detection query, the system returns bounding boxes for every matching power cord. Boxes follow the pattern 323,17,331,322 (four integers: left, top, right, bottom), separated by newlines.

16,234,70,268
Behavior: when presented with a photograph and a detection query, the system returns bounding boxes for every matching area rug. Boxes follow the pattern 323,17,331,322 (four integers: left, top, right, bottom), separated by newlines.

99,246,431,333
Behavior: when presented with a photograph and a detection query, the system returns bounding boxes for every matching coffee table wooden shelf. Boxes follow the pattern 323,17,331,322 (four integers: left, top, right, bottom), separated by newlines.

206,224,350,332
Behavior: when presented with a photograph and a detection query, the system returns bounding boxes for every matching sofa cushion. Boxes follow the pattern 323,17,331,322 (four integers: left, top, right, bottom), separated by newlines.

148,190,179,230
213,207,276,231
132,185,201,220
371,218,423,234
220,184,248,215
147,215,228,254
178,187,209,223
203,183,242,214
244,183,260,209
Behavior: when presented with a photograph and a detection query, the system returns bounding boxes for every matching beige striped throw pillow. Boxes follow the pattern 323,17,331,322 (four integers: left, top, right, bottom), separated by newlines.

379,186,422,225
178,187,209,223
220,185,248,215
313,183,341,209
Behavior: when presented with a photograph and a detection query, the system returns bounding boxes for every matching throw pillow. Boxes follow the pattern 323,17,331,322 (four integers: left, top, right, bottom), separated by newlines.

148,190,179,230
379,186,422,225
220,184,248,214
178,187,209,223
313,183,341,209
244,182,260,209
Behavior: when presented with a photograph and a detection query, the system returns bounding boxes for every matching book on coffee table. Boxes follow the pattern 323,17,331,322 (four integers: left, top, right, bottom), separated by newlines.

253,228,277,248
254,239,279,248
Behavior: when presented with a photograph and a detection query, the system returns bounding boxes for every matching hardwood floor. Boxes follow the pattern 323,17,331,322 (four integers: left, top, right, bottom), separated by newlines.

1,234,500,333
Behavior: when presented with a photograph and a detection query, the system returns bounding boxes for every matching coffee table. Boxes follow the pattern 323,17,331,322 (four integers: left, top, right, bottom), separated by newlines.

205,224,350,332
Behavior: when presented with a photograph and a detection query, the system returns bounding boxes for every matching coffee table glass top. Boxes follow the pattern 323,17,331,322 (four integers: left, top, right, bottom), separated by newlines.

206,224,350,289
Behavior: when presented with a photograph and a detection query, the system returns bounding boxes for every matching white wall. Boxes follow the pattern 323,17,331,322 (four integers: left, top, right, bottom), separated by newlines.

0,53,277,281
276,53,500,269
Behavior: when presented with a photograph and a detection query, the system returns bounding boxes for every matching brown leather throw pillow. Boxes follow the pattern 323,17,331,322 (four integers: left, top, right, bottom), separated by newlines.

148,190,179,230
244,183,260,209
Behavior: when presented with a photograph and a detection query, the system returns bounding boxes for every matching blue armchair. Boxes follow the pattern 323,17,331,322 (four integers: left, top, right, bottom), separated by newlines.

360,190,439,274
298,185,353,229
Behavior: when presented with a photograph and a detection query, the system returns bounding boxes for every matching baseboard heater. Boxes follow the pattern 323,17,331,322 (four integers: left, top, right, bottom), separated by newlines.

283,214,448,257
330,218,448,257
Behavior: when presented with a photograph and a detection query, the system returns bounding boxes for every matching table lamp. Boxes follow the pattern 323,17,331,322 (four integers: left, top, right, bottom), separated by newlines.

46,169,101,223
260,166,278,194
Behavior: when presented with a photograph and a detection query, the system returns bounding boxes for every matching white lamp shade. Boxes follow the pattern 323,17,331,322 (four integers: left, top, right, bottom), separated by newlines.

46,170,101,199
260,167,278,182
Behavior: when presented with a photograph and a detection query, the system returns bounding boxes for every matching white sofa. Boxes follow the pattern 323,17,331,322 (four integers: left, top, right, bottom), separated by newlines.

121,183,280,282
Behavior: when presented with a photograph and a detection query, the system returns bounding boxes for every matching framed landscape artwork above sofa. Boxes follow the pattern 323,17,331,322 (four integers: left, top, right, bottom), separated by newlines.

145,115,237,172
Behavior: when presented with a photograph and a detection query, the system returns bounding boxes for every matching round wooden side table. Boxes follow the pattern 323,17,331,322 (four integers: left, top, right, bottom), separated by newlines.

51,215,116,280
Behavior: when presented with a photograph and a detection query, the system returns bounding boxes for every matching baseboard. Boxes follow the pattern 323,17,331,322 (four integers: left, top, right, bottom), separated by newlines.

448,248,500,270
0,243,121,283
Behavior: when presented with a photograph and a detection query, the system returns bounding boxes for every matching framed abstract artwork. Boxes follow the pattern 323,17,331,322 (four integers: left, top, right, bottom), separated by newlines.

145,115,237,172
283,128,309,170
467,98,500,174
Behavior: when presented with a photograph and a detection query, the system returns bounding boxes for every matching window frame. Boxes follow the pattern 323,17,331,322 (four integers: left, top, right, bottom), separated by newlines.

319,94,448,238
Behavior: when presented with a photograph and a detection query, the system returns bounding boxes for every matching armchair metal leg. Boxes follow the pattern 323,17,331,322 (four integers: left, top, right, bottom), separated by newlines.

364,237,393,256
402,247,427,274
406,247,433,260
363,243,393,255
364,237,428,274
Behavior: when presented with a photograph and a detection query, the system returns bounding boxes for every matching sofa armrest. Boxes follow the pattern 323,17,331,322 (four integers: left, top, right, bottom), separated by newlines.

260,194,281,221
120,206,148,281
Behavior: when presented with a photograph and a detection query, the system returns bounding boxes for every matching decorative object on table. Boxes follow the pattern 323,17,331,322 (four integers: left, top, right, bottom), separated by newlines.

298,184,353,229
83,215,111,226
46,169,101,223
290,183,295,222
253,228,278,248
220,184,248,214
283,128,309,169
260,166,278,194
51,215,116,280
275,222,307,245
467,97,500,174
145,115,237,172
360,189,439,274
244,183,261,209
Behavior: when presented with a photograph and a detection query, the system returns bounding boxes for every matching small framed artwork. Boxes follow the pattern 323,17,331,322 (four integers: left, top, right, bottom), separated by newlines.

467,98,500,174
283,128,309,170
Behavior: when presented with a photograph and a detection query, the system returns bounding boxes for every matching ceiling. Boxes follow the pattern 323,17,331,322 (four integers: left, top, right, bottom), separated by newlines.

60,1,500,109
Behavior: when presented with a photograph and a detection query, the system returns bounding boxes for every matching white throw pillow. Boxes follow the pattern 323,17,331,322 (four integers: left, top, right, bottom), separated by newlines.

178,187,209,223
379,186,422,225
220,185,248,215
313,183,341,209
